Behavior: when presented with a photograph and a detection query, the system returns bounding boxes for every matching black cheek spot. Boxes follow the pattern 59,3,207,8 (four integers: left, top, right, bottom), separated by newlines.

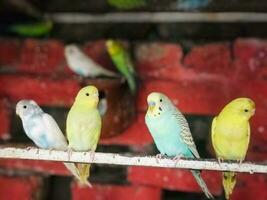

159,107,162,111
158,112,161,115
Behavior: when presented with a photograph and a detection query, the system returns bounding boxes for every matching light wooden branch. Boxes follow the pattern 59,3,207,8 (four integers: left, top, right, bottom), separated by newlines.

45,12,267,23
0,147,266,174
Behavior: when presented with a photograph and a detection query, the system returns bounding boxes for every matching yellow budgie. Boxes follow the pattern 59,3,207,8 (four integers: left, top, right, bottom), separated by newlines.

211,98,255,199
66,85,102,187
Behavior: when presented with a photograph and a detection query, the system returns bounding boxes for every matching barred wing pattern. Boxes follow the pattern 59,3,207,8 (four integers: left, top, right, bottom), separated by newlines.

172,109,200,159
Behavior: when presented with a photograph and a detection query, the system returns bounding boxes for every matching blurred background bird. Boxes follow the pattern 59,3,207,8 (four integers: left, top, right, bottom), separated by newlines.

65,44,119,78
211,98,255,199
176,0,210,10
107,0,146,9
106,40,137,94
66,86,102,187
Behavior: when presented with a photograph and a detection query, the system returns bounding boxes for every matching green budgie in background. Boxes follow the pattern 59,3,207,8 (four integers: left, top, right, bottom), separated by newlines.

145,92,213,199
107,0,146,9
9,20,53,37
66,86,102,187
106,40,136,94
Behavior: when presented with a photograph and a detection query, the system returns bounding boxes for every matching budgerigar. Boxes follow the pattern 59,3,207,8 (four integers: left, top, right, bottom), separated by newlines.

66,85,102,187
107,0,146,9
9,21,53,37
106,40,136,94
64,44,118,78
16,100,80,181
177,0,210,10
145,92,213,199
211,98,255,200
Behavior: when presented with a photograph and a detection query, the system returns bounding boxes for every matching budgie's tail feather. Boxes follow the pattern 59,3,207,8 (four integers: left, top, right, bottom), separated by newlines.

223,172,236,200
126,75,136,94
63,162,80,180
99,68,120,78
77,164,92,187
191,170,214,199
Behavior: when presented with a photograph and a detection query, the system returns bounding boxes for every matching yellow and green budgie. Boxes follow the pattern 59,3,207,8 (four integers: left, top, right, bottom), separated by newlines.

211,98,255,199
107,0,146,9
106,40,136,94
66,85,102,187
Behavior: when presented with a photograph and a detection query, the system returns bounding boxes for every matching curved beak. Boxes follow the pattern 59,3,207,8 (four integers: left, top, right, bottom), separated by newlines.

16,107,21,116
251,108,256,116
148,101,156,112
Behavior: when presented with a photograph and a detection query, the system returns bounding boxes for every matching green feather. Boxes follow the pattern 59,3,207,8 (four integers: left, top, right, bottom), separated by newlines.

9,21,53,37
107,0,146,9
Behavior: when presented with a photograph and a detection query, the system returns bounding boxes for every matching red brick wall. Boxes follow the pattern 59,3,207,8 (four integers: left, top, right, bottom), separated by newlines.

0,38,267,199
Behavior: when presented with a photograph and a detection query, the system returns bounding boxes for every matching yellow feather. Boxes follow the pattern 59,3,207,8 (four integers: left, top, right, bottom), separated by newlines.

211,97,255,199
66,85,102,187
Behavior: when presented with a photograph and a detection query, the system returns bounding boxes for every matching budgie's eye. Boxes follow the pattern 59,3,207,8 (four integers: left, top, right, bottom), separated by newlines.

244,109,249,112
160,99,162,102
23,105,27,109
86,93,89,96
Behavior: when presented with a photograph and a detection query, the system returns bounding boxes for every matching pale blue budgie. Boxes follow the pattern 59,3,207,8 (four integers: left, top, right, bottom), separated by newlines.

16,100,80,181
64,44,119,78
145,92,213,199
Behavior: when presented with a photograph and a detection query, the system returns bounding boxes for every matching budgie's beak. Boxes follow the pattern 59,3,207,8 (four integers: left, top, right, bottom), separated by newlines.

16,107,21,116
251,108,256,116
148,101,156,112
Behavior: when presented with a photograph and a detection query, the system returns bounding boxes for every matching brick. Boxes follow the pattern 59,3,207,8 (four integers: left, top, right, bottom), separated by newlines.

0,39,21,67
135,42,184,80
231,174,267,200
18,39,65,74
0,175,43,200
233,38,267,79
0,159,72,176
0,75,80,106
101,113,153,146
128,167,221,195
138,79,267,115
72,184,162,200
137,79,236,115
83,40,116,71
0,99,12,140
184,42,232,75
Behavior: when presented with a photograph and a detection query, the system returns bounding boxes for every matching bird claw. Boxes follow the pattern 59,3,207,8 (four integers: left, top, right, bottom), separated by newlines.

218,157,223,167
155,154,164,163
67,148,73,161
49,148,54,155
89,150,95,162
172,155,183,166
238,159,243,167
26,147,33,151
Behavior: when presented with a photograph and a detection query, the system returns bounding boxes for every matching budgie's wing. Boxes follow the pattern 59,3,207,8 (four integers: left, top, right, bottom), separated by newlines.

125,52,135,74
173,110,200,158
211,117,217,143
42,113,68,149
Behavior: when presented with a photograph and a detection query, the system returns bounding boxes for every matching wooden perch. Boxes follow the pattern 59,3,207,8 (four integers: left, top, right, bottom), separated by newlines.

0,147,266,174
45,12,267,23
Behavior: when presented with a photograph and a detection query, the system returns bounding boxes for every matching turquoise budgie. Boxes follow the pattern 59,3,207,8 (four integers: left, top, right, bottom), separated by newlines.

16,100,80,181
64,44,118,78
145,92,213,199
66,86,102,187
